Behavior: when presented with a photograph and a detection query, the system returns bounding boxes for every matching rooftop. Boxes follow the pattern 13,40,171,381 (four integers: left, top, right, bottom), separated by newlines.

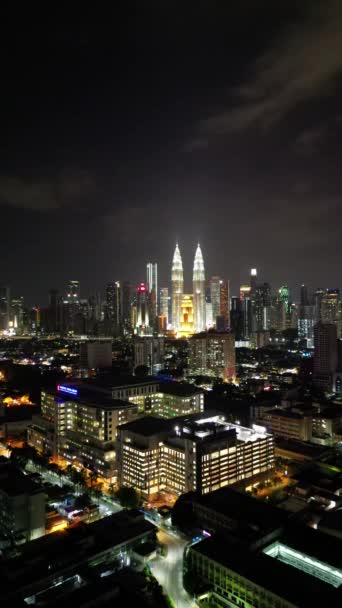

0,511,155,600
191,536,341,606
275,439,332,459
118,416,173,436
193,487,287,535
176,413,272,443
159,382,203,397
0,463,43,497
265,408,307,420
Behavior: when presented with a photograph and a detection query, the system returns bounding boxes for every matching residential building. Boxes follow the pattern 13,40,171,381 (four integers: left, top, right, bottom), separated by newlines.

79,340,112,370
134,336,165,374
189,331,235,380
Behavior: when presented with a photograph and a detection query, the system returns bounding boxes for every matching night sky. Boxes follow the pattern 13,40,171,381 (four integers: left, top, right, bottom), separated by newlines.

2,1,342,305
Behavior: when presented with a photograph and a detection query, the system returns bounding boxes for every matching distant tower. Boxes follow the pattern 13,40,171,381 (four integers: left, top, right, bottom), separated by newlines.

193,244,206,332
136,283,149,331
171,244,184,332
160,287,169,326
146,262,158,330
250,268,257,292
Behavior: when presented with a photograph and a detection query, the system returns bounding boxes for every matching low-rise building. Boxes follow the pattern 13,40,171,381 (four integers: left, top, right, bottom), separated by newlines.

185,526,342,607
0,461,45,544
311,406,342,446
0,510,156,604
130,382,204,418
259,408,312,442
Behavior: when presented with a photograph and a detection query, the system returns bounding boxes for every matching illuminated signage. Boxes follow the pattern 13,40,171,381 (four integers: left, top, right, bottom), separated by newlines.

57,385,78,396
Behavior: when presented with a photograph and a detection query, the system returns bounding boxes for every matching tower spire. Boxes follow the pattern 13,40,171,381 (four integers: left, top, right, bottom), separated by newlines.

193,243,206,332
171,243,184,332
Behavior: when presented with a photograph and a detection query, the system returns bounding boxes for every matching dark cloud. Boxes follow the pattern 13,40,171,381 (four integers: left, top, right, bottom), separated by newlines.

0,172,97,211
197,0,342,138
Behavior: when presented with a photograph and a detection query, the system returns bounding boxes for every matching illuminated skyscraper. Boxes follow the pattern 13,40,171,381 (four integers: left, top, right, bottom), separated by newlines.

171,243,184,331
210,277,230,329
136,283,149,331
193,244,206,332
106,281,122,336
321,289,341,337
160,287,169,326
250,268,257,292
146,263,158,325
0,286,10,332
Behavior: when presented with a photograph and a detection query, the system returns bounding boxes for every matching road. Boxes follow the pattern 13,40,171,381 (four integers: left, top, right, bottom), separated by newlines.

150,528,198,608
24,460,122,515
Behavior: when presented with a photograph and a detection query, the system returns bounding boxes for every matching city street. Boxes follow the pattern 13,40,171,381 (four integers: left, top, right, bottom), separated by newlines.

151,528,198,608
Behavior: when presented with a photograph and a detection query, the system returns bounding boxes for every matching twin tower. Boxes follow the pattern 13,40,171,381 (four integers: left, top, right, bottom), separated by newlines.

171,243,206,334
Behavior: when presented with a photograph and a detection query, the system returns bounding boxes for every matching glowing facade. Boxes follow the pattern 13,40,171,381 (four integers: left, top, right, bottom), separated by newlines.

177,294,194,338
193,244,206,332
171,243,184,331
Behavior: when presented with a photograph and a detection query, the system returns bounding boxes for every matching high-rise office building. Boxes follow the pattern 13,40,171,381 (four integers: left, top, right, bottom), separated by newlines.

193,244,206,332
219,279,230,328
146,263,157,330
321,289,341,337
62,280,80,334
106,281,122,336
313,322,338,390
67,280,80,300
250,268,257,292
270,294,286,332
171,243,184,332
0,286,10,332
210,277,221,322
46,289,60,333
117,413,274,497
146,262,158,314
240,284,252,340
11,296,24,334
136,283,149,332
253,283,271,332
313,288,325,323
298,285,314,344
122,281,132,331
209,277,229,330
160,287,169,327
230,296,243,340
